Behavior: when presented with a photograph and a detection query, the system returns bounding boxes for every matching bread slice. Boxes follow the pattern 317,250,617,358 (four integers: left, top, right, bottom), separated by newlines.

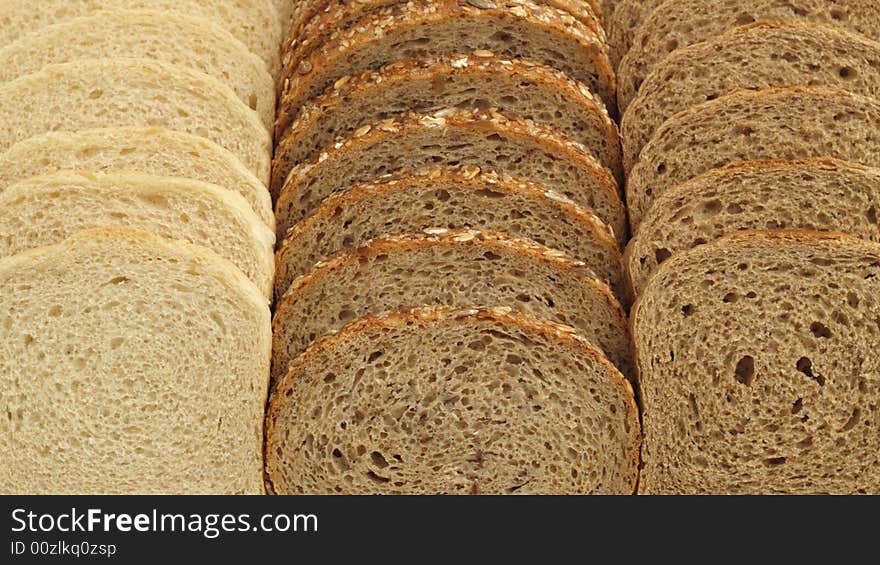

0,171,275,298
0,228,270,494
0,10,275,130
274,108,625,246
275,52,621,182
0,127,273,230
627,86,880,231
0,58,271,184
275,167,624,301
633,230,880,494
272,228,633,382
275,0,614,136
607,0,663,68
267,305,639,495
622,22,880,173
616,0,880,112
625,158,880,297
0,0,280,76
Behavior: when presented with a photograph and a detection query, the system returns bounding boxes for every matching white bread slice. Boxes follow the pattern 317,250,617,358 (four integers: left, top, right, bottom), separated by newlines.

627,86,880,231
622,22,880,174
272,229,633,382
0,0,280,76
0,228,270,494
625,158,880,297
0,10,275,130
274,167,625,302
617,0,880,112
633,230,880,494
275,52,621,183
0,127,273,230
267,306,640,495
274,108,626,248
0,58,271,184
0,171,275,299
275,0,614,136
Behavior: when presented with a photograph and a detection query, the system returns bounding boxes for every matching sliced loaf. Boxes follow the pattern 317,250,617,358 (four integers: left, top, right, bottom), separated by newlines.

633,230,880,494
625,158,880,297
272,229,633,382
627,86,880,231
275,0,614,136
616,0,880,112
0,171,275,298
622,22,880,173
0,228,270,494
267,306,640,495
275,167,624,301
0,0,280,76
0,58,271,184
275,52,621,182
0,10,275,129
274,108,625,246
0,127,273,230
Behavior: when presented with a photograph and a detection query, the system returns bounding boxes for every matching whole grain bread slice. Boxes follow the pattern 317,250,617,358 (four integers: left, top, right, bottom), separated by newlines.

0,0,280,76
0,127,273,230
0,58,271,184
0,228,270,494
275,0,614,136
606,0,663,68
275,108,625,245
625,158,880,297
616,0,880,112
627,86,880,231
633,230,880,494
275,52,621,182
272,228,633,382
0,171,275,298
275,166,624,301
267,305,639,495
622,22,880,173
0,10,275,130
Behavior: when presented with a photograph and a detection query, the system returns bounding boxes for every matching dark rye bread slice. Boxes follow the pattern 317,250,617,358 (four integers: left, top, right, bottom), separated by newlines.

274,0,614,137
274,52,622,182
627,86,880,232
274,167,624,302
622,22,880,173
275,108,625,246
279,0,605,92
625,158,880,297
633,231,880,494
271,229,633,382
607,0,663,68
616,0,880,113
267,306,640,495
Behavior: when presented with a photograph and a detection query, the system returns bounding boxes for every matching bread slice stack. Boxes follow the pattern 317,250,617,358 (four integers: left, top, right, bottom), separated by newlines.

269,0,640,494
616,1,880,493
0,3,288,494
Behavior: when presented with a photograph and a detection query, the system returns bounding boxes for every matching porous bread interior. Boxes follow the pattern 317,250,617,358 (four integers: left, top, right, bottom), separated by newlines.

616,0,880,112
0,171,275,297
626,159,880,297
272,232,632,382
627,86,880,230
621,22,880,173
634,232,880,494
275,171,622,300
268,310,637,495
606,0,663,68
0,228,269,494
0,127,273,229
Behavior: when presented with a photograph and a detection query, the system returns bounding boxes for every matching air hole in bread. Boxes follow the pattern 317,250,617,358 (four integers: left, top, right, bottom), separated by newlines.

681,304,694,317
734,356,755,386
655,247,672,265
841,408,861,432
796,357,825,386
847,292,861,309
722,293,738,304
734,13,755,25
763,456,787,467
839,66,856,80
866,206,877,225
810,322,832,339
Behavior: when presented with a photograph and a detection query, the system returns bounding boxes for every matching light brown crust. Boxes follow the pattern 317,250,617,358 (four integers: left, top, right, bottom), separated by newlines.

275,51,621,180
275,0,615,137
266,304,642,494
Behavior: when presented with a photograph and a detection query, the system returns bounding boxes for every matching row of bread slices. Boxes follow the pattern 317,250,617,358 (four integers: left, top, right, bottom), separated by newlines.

0,3,288,494
612,1,880,493
265,1,646,494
